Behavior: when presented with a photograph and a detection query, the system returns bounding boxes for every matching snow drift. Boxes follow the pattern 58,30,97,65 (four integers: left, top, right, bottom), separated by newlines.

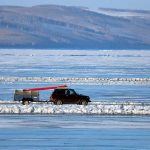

0,77,149,85
0,101,150,115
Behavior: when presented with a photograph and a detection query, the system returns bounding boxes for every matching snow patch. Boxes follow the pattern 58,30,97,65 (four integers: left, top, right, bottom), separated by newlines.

88,8,150,18
0,102,150,115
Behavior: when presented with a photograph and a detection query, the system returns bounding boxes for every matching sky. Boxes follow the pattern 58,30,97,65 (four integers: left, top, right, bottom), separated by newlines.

0,0,150,10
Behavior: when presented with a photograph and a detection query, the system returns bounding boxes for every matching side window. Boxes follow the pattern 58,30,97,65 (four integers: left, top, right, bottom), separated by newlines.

69,89,75,95
65,90,69,95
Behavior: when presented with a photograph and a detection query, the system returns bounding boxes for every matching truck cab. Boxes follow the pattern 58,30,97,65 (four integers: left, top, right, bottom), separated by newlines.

50,88,90,105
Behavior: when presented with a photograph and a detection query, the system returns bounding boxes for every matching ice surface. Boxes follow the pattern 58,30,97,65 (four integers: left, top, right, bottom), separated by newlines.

0,115,150,150
0,116,150,129
0,101,150,115
0,49,150,78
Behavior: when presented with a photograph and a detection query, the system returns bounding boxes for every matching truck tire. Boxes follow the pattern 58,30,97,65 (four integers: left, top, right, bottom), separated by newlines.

56,100,63,105
81,100,88,106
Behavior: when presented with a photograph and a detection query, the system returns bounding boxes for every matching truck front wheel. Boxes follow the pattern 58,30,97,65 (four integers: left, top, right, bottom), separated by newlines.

81,100,88,106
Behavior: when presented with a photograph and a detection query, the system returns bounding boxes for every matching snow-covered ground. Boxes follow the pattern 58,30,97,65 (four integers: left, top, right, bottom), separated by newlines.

0,101,150,115
86,7,150,18
97,9,150,18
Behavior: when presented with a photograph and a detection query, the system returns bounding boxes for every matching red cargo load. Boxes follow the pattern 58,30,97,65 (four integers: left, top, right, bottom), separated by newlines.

23,85,67,91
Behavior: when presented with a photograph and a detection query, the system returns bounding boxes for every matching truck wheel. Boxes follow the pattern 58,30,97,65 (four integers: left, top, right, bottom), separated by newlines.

56,100,63,105
22,100,30,105
81,100,88,106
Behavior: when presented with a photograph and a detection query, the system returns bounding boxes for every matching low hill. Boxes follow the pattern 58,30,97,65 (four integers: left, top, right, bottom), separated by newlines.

0,5,150,49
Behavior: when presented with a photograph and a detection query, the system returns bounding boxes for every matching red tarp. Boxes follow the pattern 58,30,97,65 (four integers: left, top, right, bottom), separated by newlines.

23,85,68,91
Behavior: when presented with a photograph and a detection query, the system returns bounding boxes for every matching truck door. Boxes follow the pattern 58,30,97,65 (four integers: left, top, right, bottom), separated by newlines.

66,89,78,104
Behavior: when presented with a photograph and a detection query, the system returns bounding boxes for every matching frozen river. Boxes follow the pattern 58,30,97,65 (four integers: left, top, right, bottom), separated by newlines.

0,49,150,102
0,49,150,78
0,115,150,150
0,49,150,149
